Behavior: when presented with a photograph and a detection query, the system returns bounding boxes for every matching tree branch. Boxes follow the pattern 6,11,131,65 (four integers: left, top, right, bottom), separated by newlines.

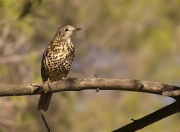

0,78,179,97
0,78,179,131
113,99,180,132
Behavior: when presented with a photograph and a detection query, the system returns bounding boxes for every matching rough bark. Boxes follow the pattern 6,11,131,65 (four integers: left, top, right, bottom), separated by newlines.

0,78,180,131
0,78,179,97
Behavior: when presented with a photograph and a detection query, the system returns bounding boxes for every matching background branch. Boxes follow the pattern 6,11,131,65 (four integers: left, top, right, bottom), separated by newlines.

113,99,180,132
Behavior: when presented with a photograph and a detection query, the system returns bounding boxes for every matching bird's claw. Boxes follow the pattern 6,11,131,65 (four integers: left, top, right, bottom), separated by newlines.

30,83,46,93
31,84,43,88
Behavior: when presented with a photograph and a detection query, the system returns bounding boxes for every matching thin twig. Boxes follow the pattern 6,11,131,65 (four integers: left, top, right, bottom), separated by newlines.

41,113,51,132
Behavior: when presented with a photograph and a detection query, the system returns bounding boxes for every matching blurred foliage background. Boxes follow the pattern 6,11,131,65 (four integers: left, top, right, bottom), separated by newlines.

0,0,180,132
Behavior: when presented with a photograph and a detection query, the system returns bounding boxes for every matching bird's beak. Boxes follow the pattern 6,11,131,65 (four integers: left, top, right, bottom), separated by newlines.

74,28,81,32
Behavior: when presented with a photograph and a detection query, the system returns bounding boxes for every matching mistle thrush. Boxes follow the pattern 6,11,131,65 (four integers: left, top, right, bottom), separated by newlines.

38,25,81,111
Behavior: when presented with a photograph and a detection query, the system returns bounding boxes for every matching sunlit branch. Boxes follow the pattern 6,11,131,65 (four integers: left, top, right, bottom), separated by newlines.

0,78,179,97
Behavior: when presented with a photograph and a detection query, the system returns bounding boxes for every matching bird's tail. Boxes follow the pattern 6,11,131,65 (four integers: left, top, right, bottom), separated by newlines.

38,93,53,112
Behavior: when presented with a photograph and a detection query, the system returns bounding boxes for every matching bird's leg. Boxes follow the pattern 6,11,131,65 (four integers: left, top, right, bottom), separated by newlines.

31,78,52,93
45,78,52,90
39,78,52,93
45,78,50,85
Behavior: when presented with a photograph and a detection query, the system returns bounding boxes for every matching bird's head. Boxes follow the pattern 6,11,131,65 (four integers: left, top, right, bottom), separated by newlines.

56,25,81,38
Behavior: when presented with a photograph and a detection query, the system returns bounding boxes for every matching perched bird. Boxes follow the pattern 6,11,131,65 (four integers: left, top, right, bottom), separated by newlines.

38,25,81,111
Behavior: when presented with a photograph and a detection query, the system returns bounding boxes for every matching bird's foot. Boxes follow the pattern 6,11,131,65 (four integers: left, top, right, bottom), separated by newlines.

62,77,74,80
30,84,44,94
31,83,42,88
62,77,71,85
35,78,52,93
62,77,68,81
44,78,52,90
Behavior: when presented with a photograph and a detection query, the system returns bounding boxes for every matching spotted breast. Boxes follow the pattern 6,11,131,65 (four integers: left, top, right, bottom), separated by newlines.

41,40,75,81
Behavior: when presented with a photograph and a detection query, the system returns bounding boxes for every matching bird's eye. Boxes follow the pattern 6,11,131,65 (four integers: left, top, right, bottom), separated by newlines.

64,28,69,32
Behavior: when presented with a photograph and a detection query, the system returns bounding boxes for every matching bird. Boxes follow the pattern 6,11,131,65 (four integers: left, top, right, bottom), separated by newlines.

38,25,81,112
